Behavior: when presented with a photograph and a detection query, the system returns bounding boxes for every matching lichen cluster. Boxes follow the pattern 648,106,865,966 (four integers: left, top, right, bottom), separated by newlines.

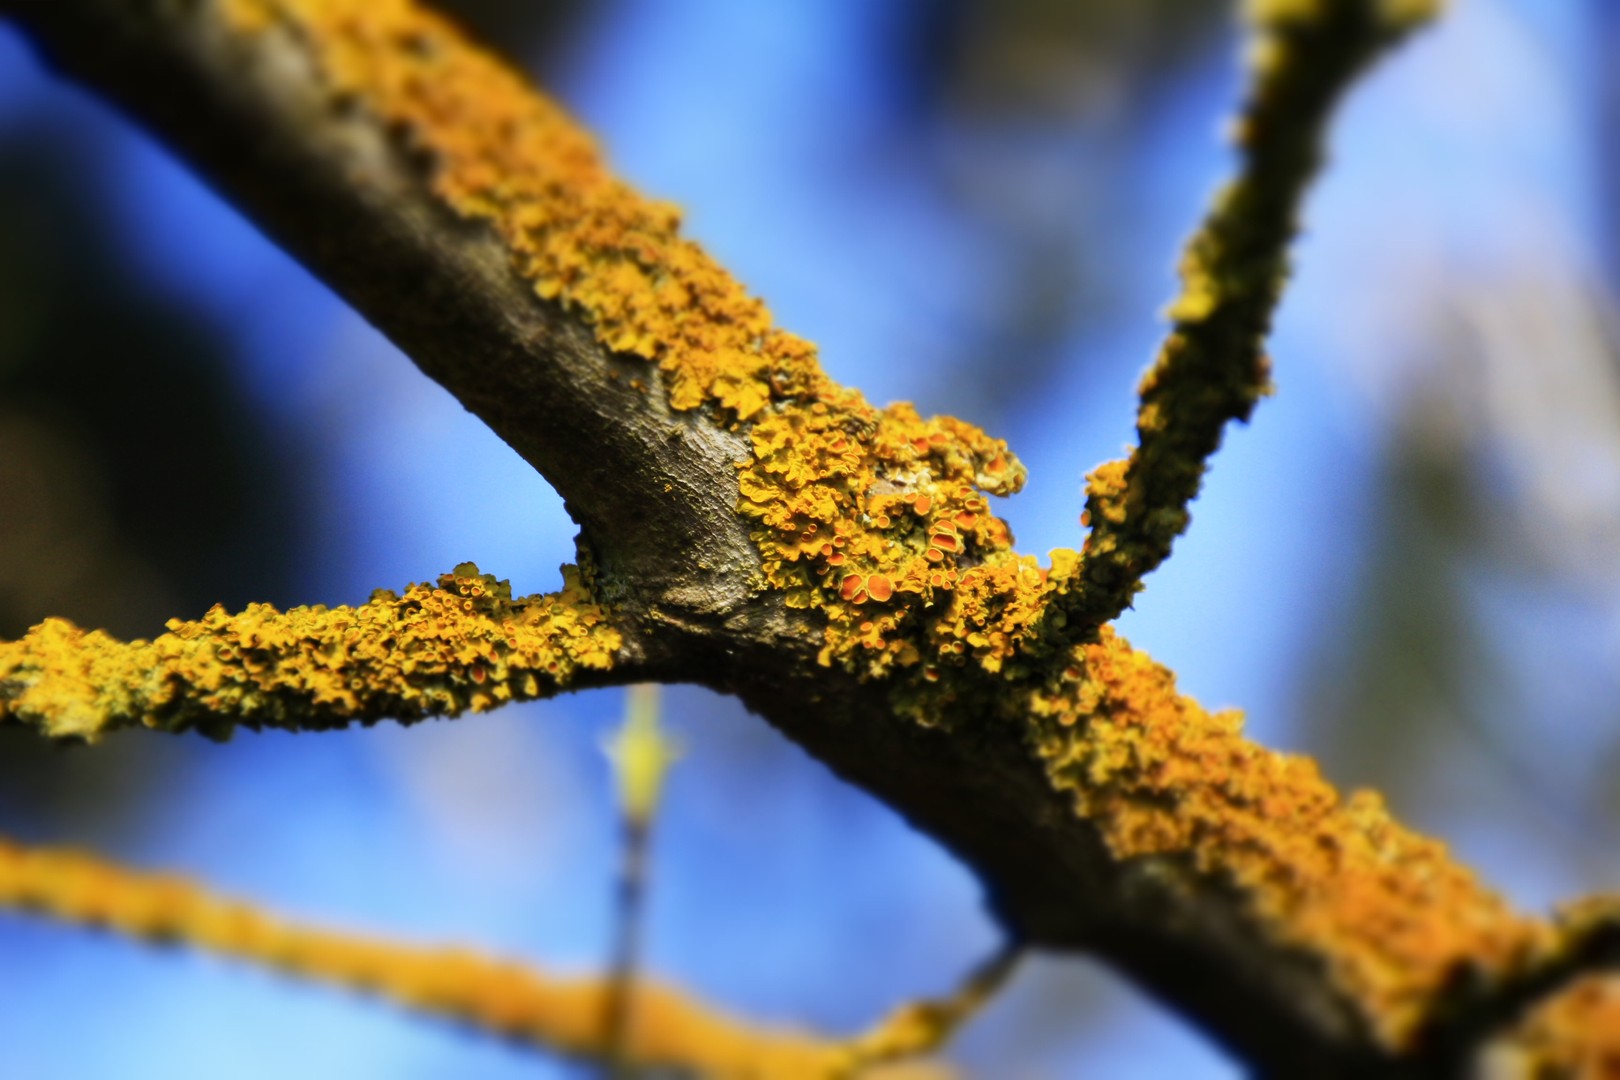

738,396,1041,677
199,0,1579,1050
1026,626,1546,1045
1495,975,1620,1079
227,0,824,418
220,0,1075,684
0,563,619,741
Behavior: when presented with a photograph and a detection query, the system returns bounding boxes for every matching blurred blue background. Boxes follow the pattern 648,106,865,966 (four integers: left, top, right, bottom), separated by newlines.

2,1,1618,1076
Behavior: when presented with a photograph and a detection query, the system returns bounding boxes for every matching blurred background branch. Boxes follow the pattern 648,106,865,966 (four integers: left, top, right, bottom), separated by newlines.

0,835,958,1079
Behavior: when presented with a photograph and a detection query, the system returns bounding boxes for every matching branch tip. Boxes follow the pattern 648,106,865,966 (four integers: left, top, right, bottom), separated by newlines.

0,564,625,740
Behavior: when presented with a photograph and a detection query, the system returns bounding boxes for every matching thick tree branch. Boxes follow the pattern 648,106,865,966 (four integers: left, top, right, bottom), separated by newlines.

1,0,1610,1075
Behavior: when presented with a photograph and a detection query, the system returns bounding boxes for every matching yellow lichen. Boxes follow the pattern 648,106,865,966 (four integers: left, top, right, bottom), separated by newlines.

737,398,1032,676
1028,625,1548,1046
0,836,950,1079
219,0,1040,677
1043,0,1441,639
0,564,620,741
1490,975,1620,1079
195,0,1569,1054
221,0,817,419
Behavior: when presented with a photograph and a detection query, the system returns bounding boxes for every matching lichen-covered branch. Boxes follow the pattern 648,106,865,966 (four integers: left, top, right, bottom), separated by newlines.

1026,627,1546,1054
1053,0,1441,636
0,564,625,741
1491,973,1620,1078
4,0,1615,1074
844,946,1022,1072
0,837,955,1079
1414,898,1620,1075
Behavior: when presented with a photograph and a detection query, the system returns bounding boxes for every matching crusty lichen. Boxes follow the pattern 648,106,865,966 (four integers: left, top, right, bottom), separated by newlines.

738,398,1034,677
217,0,1051,681
0,564,620,741
1050,0,1442,637
223,0,829,420
0,836,945,1079
1488,975,1620,1079
1024,625,1551,1046
136,0,1607,1058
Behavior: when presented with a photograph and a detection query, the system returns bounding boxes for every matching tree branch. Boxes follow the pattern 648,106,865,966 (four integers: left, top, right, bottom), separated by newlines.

0,564,629,740
0,0,761,624
2,0,1609,1074
0,836,955,1079
1051,0,1440,636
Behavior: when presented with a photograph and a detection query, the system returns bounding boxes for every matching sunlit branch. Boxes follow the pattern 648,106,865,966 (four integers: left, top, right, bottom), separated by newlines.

0,836,954,1078
0,564,626,742
1053,0,1442,636
9,0,1618,1072
843,945,1023,1071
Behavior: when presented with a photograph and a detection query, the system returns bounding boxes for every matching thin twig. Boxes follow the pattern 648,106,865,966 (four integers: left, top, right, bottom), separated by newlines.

602,684,677,1077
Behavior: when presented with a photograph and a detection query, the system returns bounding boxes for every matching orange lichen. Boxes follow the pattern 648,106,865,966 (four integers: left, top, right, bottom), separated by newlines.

0,836,952,1079
220,0,817,416
1045,0,1442,638
1490,975,1620,1079
193,0,1585,1057
735,395,1031,674
1027,625,1548,1046
866,575,895,604
0,564,620,741
219,0,1037,677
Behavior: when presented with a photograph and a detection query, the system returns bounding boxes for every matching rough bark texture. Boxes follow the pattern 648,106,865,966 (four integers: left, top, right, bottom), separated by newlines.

3,1,1616,1076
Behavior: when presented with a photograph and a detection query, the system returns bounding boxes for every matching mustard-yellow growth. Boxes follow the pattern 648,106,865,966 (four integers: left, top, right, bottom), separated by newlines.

1028,626,1547,1046
0,836,935,1078
224,0,828,422
190,1,1575,1053
1498,972,1620,1078
218,0,1045,680
0,564,620,741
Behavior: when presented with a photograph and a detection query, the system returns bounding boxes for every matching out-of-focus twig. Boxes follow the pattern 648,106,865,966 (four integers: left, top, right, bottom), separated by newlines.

602,684,679,1077
0,834,958,1078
